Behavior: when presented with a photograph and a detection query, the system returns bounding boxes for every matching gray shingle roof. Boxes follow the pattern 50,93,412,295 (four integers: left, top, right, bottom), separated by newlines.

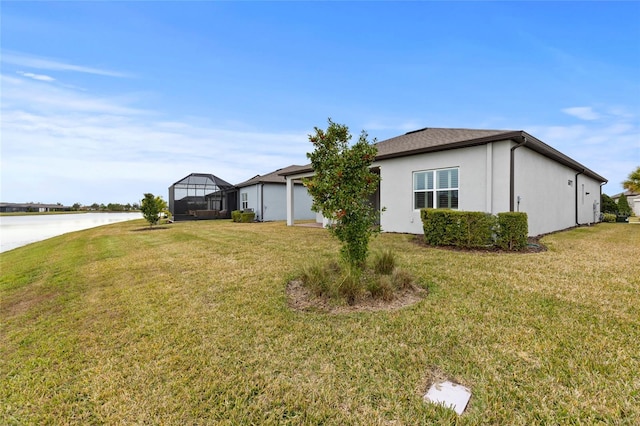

374,127,515,158
280,127,606,183
236,165,305,187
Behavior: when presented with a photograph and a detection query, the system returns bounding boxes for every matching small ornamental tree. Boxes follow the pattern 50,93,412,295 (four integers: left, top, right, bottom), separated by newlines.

304,119,381,269
141,193,168,228
601,193,618,215
617,193,632,216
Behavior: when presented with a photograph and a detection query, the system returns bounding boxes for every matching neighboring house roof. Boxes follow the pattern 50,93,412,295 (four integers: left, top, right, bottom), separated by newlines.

170,173,235,190
280,127,607,183
611,190,640,199
236,165,306,188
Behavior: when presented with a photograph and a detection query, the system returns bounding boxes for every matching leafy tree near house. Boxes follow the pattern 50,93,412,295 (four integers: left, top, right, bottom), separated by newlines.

141,193,168,228
617,193,632,216
303,119,381,269
622,166,640,193
601,194,618,215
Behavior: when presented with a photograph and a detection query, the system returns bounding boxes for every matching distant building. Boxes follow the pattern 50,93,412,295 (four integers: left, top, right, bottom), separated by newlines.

611,190,640,216
0,203,70,213
235,165,315,222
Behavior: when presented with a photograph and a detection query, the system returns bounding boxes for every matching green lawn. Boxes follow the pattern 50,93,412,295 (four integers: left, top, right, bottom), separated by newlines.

1,220,639,424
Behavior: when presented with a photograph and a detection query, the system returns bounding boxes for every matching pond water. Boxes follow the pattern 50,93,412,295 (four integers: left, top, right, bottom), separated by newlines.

0,212,142,253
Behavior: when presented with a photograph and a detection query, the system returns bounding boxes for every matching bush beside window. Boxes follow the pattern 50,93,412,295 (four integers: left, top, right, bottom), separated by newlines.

421,209,528,251
495,212,528,251
231,210,256,223
420,210,494,248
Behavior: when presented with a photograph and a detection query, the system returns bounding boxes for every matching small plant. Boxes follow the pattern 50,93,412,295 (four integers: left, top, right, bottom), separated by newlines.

372,249,396,275
300,263,332,297
337,266,364,305
602,213,617,223
367,275,395,301
299,252,417,306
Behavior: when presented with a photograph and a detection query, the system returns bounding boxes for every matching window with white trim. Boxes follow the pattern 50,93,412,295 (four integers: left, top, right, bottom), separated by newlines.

413,168,459,209
241,192,248,210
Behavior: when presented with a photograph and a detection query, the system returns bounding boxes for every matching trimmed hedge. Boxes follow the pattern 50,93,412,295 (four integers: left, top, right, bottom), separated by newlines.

421,210,494,248
421,209,529,251
231,210,256,223
496,212,528,250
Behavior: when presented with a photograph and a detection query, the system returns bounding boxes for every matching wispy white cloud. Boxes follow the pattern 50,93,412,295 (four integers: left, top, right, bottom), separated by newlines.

526,107,640,193
2,50,131,78
0,73,310,204
562,106,601,121
17,70,55,82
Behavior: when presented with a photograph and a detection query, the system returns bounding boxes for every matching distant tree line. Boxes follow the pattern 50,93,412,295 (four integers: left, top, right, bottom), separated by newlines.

71,202,140,212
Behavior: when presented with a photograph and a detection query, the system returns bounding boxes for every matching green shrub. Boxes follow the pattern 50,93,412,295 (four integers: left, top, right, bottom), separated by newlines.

232,210,256,223
602,213,617,223
496,212,528,251
240,211,255,223
421,209,495,248
421,209,528,251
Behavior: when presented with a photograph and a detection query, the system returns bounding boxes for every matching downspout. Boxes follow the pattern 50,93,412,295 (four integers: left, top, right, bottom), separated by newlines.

574,169,584,226
510,136,527,212
260,183,264,222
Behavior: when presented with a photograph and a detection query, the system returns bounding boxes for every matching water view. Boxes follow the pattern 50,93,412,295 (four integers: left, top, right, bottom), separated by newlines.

0,212,142,253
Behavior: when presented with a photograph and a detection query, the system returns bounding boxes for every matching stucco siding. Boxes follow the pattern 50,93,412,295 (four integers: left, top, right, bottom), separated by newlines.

378,140,601,236
239,185,260,215
242,183,315,222
378,145,494,234
513,146,601,236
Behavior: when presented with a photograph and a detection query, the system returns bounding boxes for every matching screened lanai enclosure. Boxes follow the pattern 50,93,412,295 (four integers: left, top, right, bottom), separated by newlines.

169,173,237,221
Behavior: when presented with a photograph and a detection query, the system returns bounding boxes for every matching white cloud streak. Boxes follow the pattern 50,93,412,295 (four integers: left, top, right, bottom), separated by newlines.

17,70,55,81
2,51,131,78
527,107,640,193
562,106,601,121
0,73,311,205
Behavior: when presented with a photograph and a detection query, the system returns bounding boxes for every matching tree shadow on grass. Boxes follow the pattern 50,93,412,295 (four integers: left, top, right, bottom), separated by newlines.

131,226,171,232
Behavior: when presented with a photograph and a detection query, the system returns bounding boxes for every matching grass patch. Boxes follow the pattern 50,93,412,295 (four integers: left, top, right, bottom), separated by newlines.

1,220,639,424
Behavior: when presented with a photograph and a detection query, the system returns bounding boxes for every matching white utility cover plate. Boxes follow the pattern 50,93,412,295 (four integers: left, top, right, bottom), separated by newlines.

423,380,471,415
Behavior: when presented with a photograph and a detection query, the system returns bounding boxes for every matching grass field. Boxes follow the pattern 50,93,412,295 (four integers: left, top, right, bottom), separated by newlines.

1,220,639,424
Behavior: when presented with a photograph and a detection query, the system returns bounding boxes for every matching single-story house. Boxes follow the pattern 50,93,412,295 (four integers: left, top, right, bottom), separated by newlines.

611,190,640,216
235,165,315,222
282,127,607,237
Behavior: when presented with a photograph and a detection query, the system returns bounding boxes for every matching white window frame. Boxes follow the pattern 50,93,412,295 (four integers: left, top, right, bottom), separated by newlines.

413,167,459,210
241,192,248,210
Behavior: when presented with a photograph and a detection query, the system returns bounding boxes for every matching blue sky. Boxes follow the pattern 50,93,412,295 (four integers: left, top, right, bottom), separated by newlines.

1,1,639,205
